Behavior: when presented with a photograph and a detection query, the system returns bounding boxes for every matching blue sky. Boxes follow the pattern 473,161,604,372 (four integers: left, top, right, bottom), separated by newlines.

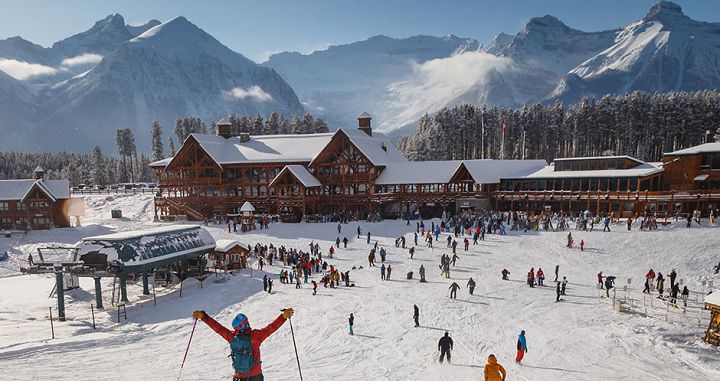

1,0,719,62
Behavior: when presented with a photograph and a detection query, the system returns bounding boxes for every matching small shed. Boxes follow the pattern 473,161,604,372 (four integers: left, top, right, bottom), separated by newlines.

239,201,256,231
704,291,720,346
212,239,249,269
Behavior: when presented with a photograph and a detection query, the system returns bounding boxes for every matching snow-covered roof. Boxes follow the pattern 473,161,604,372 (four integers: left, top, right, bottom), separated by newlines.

507,162,663,179
76,225,215,271
178,129,406,168
554,155,643,163
149,157,172,168
694,174,709,181
705,291,720,308
0,179,70,201
374,161,462,185
665,143,720,156
465,160,548,183
358,112,372,119
189,132,334,165
270,165,322,188
333,129,407,166
34,165,46,173
214,239,248,253
240,201,255,212
374,160,547,185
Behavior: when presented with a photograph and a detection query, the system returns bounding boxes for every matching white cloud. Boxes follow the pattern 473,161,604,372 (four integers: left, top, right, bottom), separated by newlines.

0,58,60,80
379,51,515,131
60,53,103,68
222,85,273,102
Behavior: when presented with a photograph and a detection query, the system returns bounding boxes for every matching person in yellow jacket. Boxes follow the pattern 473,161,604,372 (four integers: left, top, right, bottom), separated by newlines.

484,354,506,381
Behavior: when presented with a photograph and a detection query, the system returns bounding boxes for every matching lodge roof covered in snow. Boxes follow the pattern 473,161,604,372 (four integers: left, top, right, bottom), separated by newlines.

214,239,249,253
507,162,664,179
374,160,547,185
179,128,406,167
269,165,322,188
0,179,70,202
705,291,720,308
664,142,720,156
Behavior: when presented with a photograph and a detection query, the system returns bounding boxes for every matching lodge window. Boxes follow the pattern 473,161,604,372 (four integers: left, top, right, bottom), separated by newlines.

0,217,11,226
32,217,50,226
16,218,26,227
701,153,720,169
17,202,26,211
0,202,8,211
30,201,48,210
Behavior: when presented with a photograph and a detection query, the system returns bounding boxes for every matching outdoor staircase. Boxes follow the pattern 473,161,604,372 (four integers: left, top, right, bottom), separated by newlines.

155,197,205,221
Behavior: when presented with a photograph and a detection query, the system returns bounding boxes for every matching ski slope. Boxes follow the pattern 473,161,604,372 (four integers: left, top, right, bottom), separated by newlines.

0,194,719,380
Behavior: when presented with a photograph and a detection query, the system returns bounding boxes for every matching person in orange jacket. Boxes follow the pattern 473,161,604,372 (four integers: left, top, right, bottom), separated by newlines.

192,308,293,380
484,354,507,381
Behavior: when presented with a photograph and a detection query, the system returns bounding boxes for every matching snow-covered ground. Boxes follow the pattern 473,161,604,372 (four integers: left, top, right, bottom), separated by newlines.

1,194,719,380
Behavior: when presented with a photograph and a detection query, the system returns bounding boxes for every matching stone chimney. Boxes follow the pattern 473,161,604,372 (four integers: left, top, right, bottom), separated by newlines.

358,112,372,136
216,118,233,139
239,132,251,143
33,165,45,180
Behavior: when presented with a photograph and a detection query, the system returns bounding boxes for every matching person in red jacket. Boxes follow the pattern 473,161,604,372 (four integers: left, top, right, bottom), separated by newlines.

192,308,294,380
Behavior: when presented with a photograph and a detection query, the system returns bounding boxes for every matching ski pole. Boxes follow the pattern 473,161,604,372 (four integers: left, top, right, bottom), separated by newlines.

177,318,198,381
282,310,303,381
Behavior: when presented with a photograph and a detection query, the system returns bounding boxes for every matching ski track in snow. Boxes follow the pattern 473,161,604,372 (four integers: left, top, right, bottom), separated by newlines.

0,194,719,380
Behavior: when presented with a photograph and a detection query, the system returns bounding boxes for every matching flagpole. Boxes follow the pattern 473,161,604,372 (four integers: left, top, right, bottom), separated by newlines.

481,114,485,160
501,113,506,160
522,127,526,160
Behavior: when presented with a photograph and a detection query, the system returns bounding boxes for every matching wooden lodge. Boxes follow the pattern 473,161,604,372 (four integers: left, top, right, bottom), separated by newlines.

211,239,250,270
704,291,720,346
0,166,71,230
151,113,720,221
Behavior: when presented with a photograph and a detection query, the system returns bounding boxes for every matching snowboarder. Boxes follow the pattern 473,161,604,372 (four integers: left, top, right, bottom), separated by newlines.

467,277,476,295
449,282,460,299
483,354,506,381
502,268,510,280
419,265,427,283
413,304,420,327
348,313,354,335
515,330,527,364
191,308,294,380
438,331,454,364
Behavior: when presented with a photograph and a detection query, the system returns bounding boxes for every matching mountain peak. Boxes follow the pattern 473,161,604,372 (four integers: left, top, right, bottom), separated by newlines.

94,13,127,31
644,1,687,21
526,15,568,30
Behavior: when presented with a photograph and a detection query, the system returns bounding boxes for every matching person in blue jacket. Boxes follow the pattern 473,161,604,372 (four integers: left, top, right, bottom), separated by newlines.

515,330,528,364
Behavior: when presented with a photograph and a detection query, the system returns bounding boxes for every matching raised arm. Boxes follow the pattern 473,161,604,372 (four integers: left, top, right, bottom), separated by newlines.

194,311,234,343
253,309,293,344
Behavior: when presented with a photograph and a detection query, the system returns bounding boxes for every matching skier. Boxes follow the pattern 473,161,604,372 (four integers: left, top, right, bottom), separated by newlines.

644,269,655,293
451,253,459,266
554,265,559,282
367,231,371,244
380,247,387,262
449,282,460,299
670,283,680,305
605,276,615,297
463,238,469,251
191,308,294,380
467,277,476,295
580,239,584,251
409,246,415,259
561,276,567,295
386,265,392,281
603,216,611,232
669,269,677,289
657,272,665,297
483,354,507,381
338,223,342,234
566,232,573,248
527,268,535,288
357,226,361,239
348,313,354,335
502,268,510,280
413,304,420,327
263,275,268,292
414,232,418,246
312,280,318,295
438,331,454,364
714,260,720,274
336,237,340,248
681,286,690,307
537,268,545,286
419,265,427,283
381,264,386,280
515,330,528,364
267,278,273,294
597,271,604,289
447,235,452,248
556,281,562,302
343,237,348,248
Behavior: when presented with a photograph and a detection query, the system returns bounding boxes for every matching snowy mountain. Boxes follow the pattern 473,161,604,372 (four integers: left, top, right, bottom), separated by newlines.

0,15,303,152
263,34,479,130
554,1,720,103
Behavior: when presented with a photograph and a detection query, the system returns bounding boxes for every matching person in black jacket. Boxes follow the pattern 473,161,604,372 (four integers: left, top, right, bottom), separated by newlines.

413,304,420,327
438,331,453,364
348,313,354,335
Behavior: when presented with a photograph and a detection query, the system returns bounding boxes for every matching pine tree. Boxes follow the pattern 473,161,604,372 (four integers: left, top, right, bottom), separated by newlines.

167,137,176,156
90,146,106,185
151,121,164,162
